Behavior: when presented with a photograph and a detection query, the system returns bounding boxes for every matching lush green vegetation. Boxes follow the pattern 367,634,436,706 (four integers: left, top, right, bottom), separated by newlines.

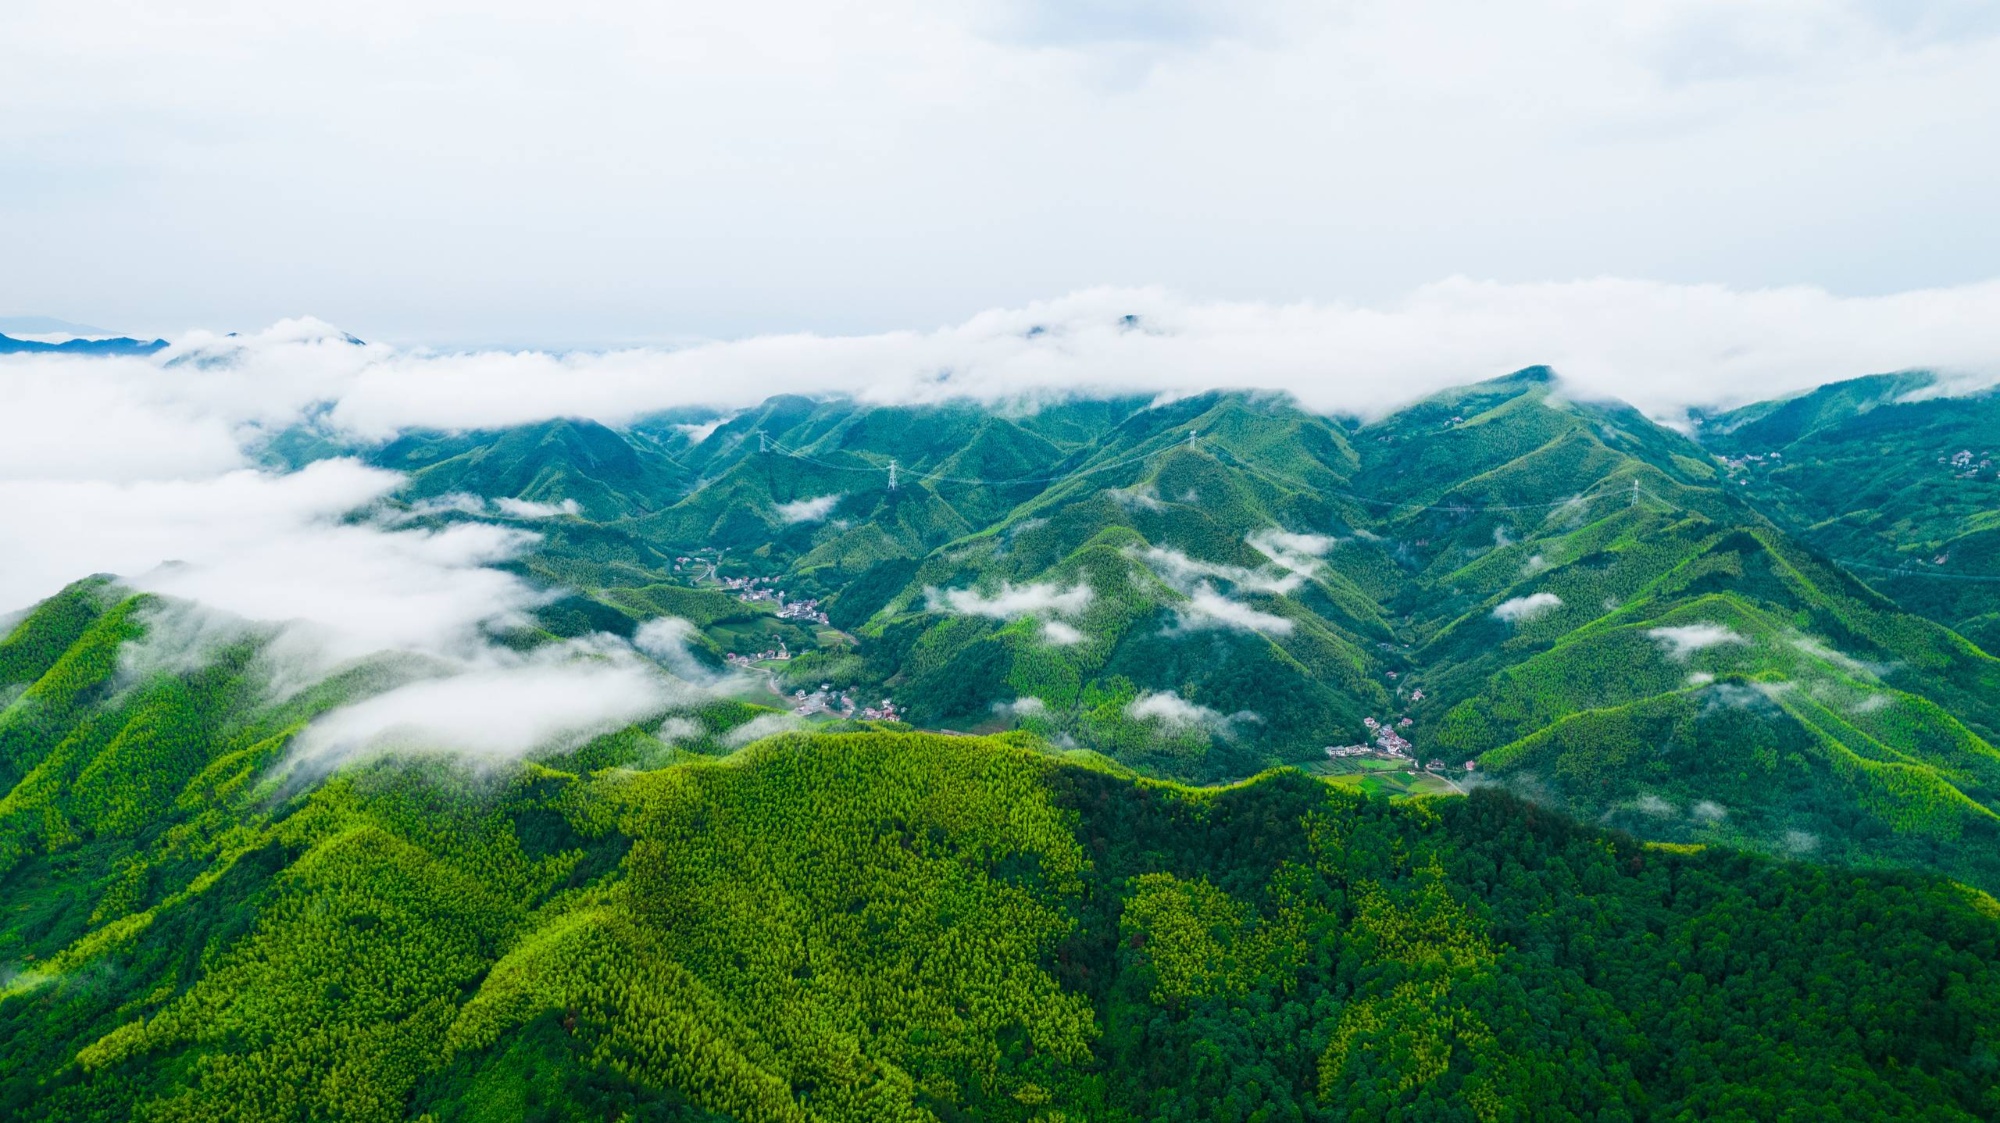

1698,373,2000,652
245,370,2000,889
10,371,2000,1117
4,591,2000,1121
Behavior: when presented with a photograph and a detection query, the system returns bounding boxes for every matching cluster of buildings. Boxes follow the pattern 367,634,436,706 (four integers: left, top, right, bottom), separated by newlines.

709,575,833,625
725,643,792,667
1325,714,1472,773
790,685,900,722
1363,716,1413,756
1719,451,1782,473
1327,716,1416,760
776,597,830,625
1944,449,1992,478
673,553,722,579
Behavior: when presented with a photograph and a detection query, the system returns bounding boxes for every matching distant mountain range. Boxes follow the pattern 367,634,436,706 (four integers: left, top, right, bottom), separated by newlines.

0,332,168,356
245,367,2000,889
5,367,2000,1120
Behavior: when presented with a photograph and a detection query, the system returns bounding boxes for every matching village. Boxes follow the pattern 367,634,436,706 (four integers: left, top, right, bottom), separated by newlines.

1942,448,1993,479
786,684,901,722
1324,712,1476,775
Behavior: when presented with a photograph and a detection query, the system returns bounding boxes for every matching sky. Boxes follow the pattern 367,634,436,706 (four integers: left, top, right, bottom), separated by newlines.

5,0,2000,346
6,0,2000,766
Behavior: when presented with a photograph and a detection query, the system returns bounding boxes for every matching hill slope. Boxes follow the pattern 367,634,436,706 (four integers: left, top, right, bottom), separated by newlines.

244,373,2000,890
1697,372,2000,653
3,590,2000,1121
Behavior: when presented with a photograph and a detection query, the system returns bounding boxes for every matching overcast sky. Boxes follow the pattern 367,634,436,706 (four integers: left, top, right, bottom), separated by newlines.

5,0,1999,346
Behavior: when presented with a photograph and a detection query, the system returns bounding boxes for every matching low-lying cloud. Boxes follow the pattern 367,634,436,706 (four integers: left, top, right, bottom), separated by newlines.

492,496,582,519
1248,529,1337,574
1125,690,1259,738
1041,620,1086,645
1173,586,1294,636
1648,623,1748,661
1140,545,1304,596
1493,592,1563,624
286,640,684,773
774,494,843,523
928,580,1094,620
723,711,804,748
992,696,1048,720
9,279,2000,790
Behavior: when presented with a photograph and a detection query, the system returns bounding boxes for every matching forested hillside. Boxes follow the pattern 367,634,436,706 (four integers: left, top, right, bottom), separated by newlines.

4,587,2000,1121
7,370,2000,1119
238,368,2000,890
1698,372,2000,652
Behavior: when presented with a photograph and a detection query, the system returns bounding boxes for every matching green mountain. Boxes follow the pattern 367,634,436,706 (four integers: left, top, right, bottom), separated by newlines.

4,585,2000,1121
317,372,2000,894
11,370,2000,1119
1697,372,2000,653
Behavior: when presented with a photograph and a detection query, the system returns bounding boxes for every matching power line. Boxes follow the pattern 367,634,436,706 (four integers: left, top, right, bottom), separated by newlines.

740,432,2000,585
1832,559,2000,583
754,432,1680,517
762,436,1167,488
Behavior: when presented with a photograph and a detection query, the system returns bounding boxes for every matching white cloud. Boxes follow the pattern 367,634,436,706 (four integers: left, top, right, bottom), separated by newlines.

1108,484,1167,512
774,493,843,523
0,460,561,663
7,0,2000,343
1648,623,1749,660
632,616,729,687
1493,592,1563,623
929,580,1093,619
405,493,490,518
493,496,581,519
1132,544,1300,636
723,711,804,748
115,598,266,688
7,282,2000,508
1138,545,1302,595
655,715,704,745
1124,690,1258,737
676,418,730,444
1173,585,1294,635
992,696,1048,719
286,640,681,773
1126,690,1218,728
1789,634,1894,679
1245,528,1336,580
1250,529,1336,557
1041,620,1086,645
1635,793,1676,817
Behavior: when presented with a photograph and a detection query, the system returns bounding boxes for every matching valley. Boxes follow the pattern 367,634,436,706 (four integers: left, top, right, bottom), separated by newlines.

5,367,2000,1120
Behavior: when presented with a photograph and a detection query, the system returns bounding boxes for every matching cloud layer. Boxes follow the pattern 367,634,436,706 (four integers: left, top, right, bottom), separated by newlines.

1648,623,1749,661
929,580,1095,620
774,494,843,524
6,1,2000,341
286,641,684,772
7,273,2000,776
1494,592,1563,624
